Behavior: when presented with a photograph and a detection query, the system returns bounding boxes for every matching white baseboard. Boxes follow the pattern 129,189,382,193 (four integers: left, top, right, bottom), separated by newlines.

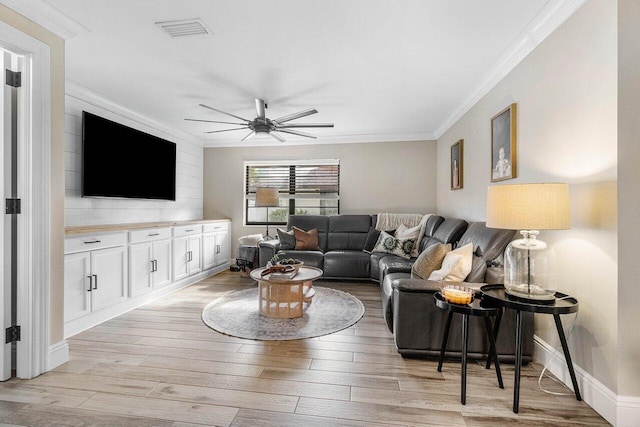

47,340,69,371
534,335,640,426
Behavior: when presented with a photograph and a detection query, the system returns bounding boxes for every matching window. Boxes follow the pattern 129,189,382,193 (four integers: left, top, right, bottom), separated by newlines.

245,160,340,226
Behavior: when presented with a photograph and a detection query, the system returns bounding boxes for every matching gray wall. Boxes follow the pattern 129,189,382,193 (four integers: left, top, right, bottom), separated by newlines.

203,140,437,255
437,0,618,393
618,0,640,398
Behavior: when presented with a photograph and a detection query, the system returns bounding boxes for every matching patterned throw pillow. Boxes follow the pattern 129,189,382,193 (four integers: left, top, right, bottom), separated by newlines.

293,227,322,251
411,243,452,279
371,231,416,259
277,228,296,250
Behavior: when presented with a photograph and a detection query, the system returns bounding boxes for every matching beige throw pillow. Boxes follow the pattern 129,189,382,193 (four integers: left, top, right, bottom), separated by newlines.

411,243,452,279
428,242,474,281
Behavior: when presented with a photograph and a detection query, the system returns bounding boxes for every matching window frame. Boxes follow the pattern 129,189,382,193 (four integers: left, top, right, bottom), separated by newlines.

243,159,340,227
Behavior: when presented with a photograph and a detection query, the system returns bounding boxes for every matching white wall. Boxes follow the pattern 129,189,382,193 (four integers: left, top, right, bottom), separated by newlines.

64,92,204,226
203,140,437,255
437,0,618,398
618,0,640,400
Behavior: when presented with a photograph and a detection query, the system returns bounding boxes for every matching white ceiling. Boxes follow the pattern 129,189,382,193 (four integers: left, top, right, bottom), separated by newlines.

12,0,585,147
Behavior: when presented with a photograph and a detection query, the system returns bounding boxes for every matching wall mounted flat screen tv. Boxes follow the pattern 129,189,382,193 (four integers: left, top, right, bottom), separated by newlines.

82,111,177,201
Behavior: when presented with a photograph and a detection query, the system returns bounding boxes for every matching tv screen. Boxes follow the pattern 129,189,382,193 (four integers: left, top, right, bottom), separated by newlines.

82,111,177,201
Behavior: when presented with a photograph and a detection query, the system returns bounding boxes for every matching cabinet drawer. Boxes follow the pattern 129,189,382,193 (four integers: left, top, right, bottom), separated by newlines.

65,232,127,254
129,227,172,243
173,224,203,237
203,222,229,233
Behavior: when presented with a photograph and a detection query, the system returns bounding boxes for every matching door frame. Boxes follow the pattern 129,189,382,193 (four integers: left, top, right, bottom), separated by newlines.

0,21,52,378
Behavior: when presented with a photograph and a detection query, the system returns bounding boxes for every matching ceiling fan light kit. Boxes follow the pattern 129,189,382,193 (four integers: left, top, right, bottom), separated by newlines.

185,99,333,142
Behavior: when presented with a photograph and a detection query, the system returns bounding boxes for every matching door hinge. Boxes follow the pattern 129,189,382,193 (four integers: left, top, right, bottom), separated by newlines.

5,69,21,88
5,198,21,215
5,325,20,344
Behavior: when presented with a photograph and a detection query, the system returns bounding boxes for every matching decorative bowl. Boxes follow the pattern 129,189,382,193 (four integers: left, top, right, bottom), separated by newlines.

442,285,474,305
276,258,304,272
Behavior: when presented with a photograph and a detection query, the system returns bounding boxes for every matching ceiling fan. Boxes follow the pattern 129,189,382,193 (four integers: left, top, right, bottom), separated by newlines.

185,99,334,142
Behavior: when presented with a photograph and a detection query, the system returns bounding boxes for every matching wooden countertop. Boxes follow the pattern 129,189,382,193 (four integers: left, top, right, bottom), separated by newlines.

65,219,231,236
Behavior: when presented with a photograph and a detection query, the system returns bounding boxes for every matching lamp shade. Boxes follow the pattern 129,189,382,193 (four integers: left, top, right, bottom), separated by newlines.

255,187,280,207
486,183,570,230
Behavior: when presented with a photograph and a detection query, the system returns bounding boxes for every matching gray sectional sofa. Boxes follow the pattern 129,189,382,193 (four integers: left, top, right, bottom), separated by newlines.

258,214,534,363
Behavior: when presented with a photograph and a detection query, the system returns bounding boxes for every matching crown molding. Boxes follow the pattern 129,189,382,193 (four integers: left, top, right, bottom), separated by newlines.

433,0,588,139
0,0,90,40
202,131,436,148
66,79,204,147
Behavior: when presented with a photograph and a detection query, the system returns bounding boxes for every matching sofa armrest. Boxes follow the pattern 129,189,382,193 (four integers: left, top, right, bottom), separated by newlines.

258,240,281,267
393,278,443,293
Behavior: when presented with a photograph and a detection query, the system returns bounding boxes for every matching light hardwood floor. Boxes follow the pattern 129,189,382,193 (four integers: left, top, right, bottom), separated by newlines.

0,271,609,426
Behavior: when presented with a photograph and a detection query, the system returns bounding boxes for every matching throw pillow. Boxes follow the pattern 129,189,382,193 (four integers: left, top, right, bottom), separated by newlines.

277,228,296,250
395,222,427,257
293,226,322,251
411,243,452,280
371,231,416,260
363,227,381,254
427,242,474,281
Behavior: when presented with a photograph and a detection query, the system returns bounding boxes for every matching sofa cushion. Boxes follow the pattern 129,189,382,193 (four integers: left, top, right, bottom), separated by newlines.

277,228,296,250
324,251,370,279
327,215,371,251
277,250,324,269
466,255,488,283
428,242,473,281
411,243,451,280
372,231,415,259
293,227,322,251
457,221,516,262
433,218,468,245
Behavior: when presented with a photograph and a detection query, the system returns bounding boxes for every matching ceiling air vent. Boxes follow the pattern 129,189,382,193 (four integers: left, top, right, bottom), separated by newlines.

155,18,211,37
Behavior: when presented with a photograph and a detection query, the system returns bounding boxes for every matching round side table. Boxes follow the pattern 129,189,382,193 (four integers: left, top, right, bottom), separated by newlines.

480,284,581,414
434,292,504,405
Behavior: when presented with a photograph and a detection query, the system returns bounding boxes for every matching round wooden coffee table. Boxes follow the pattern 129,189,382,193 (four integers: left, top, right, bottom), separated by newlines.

250,266,323,318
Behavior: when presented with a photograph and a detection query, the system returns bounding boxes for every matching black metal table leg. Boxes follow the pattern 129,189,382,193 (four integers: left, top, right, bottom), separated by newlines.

513,309,524,413
486,307,503,369
461,313,469,405
484,316,504,389
553,314,582,401
437,311,453,372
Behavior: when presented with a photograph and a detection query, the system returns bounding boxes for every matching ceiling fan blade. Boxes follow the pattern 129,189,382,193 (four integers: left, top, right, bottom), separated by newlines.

241,131,256,142
204,126,249,134
199,103,251,123
255,99,266,120
276,123,334,128
276,128,317,139
269,131,286,142
273,108,318,124
185,118,247,125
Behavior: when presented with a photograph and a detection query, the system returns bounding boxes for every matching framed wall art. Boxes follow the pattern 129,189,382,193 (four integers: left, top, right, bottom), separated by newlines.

491,103,517,182
451,139,463,190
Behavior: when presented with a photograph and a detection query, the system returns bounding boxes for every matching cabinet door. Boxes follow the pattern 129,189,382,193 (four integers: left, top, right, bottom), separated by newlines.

214,231,231,266
129,242,152,297
64,252,91,322
91,246,128,312
202,232,216,270
152,239,172,288
188,235,202,275
173,236,189,281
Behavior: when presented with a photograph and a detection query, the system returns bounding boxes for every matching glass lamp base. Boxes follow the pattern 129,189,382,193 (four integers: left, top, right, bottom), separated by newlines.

505,283,556,304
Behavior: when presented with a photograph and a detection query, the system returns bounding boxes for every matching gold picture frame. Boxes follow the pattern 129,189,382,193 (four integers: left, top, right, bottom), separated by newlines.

451,139,463,190
490,103,517,182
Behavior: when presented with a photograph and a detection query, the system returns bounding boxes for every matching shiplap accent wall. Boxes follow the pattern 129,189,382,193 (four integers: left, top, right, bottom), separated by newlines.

65,92,203,226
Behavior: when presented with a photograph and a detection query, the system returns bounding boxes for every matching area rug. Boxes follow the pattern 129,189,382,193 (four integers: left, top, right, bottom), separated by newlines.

201,286,365,340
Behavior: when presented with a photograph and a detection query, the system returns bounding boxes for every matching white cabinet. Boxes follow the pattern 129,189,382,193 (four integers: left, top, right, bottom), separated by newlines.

64,241,128,323
172,225,203,281
129,228,172,297
203,222,231,270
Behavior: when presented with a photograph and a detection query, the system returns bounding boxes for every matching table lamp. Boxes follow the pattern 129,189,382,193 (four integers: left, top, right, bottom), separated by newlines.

486,183,570,303
255,186,280,240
